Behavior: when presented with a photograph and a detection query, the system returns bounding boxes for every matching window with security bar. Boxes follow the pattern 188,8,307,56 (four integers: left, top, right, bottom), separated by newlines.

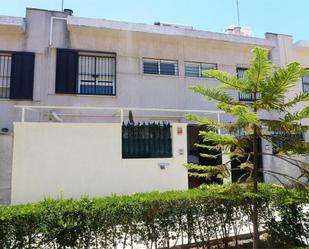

272,132,304,154
185,62,217,78
237,67,260,101
143,58,178,76
0,54,12,98
78,53,116,95
302,72,309,93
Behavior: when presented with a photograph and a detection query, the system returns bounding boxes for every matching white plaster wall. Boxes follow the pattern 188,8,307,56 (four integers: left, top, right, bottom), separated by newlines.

262,138,308,185
0,8,277,132
0,133,13,204
11,122,188,204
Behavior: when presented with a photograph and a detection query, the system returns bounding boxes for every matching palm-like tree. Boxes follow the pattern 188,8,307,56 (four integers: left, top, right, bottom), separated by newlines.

186,47,309,248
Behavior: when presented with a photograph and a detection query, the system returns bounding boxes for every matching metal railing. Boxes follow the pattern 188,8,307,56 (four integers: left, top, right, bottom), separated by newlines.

14,105,224,127
238,92,261,102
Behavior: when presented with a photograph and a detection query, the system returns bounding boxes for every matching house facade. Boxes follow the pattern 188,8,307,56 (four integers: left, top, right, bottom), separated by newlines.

0,8,308,204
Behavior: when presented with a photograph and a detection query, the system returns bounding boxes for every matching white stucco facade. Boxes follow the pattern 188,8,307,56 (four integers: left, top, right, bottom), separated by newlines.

0,8,308,204
0,8,280,130
11,122,188,204
0,133,13,204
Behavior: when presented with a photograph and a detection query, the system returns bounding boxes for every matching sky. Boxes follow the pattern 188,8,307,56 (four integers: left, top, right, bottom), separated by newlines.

0,0,307,41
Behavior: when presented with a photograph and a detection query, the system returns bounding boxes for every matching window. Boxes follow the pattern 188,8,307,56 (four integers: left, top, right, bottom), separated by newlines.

143,59,178,76
237,67,260,101
185,62,217,78
78,54,116,95
237,67,247,79
0,54,11,98
56,49,116,96
302,73,309,93
0,52,34,100
272,132,304,154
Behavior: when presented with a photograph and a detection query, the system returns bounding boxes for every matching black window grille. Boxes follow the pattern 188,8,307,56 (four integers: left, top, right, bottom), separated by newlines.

122,122,172,158
143,59,178,76
302,73,309,93
272,132,304,154
237,67,261,101
78,54,116,96
185,62,217,78
0,54,12,98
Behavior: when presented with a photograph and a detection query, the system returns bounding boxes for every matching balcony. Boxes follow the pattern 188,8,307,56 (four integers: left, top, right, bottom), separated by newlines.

238,92,261,102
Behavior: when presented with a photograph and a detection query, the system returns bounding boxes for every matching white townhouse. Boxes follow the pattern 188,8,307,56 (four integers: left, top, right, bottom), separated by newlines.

0,8,308,204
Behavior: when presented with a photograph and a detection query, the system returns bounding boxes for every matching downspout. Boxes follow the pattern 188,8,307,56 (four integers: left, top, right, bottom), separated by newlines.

49,16,68,46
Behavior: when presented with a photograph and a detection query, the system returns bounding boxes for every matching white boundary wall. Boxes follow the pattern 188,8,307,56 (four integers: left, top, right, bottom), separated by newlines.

11,122,188,204
0,133,13,204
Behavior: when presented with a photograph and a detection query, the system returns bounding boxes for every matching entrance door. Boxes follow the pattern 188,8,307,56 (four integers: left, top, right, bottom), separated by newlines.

187,125,222,188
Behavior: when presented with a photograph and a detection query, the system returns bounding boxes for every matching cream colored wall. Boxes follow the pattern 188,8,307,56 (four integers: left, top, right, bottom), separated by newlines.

0,133,13,205
289,47,309,126
11,122,188,204
0,8,275,131
262,138,308,185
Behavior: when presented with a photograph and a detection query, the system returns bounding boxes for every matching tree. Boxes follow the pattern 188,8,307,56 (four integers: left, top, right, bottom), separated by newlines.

128,110,135,124
185,47,309,249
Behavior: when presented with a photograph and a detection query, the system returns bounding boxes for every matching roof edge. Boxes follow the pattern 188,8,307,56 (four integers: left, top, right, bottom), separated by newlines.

67,16,276,47
0,15,25,32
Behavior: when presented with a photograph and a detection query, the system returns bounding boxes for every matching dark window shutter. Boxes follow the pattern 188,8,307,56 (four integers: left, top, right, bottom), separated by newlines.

10,52,35,100
55,49,78,94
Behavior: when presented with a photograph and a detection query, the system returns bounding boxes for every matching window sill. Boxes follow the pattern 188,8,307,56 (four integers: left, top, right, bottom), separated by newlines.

0,98,35,102
239,99,254,102
142,73,179,78
122,157,174,161
50,93,117,98
76,94,116,98
184,76,214,80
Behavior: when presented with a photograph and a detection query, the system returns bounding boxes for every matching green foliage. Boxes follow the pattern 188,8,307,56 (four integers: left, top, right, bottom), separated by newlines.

245,47,272,87
186,47,309,185
188,85,239,106
267,203,309,248
0,184,308,248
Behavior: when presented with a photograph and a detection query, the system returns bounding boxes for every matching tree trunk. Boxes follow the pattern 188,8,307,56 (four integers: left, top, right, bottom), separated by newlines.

252,92,259,249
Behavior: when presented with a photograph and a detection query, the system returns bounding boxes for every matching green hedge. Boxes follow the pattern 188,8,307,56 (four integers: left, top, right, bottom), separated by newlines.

0,184,308,248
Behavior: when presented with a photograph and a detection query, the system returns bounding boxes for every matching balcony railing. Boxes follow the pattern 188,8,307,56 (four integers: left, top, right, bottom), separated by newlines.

239,92,261,102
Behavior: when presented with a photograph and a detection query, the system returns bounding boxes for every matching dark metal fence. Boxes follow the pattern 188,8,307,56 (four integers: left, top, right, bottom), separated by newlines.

122,122,172,158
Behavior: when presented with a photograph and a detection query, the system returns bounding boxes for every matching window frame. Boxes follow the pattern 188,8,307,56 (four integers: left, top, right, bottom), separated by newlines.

302,68,309,93
0,52,12,99
236,67,260,102
184,61,217,78
272,132,304,155
77,51,117,96
0,50,35,100
142,58,178,76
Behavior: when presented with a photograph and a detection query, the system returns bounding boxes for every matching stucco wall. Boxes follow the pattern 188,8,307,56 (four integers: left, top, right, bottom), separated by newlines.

262,137,309,185
0,8,278,132
0,133,13,205
11,122,188,204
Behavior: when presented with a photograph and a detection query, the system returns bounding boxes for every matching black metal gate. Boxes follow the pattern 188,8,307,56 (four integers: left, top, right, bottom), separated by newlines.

122,122,172,158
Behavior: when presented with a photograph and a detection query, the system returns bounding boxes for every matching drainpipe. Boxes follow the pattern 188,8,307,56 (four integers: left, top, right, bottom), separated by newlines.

49,16,68,46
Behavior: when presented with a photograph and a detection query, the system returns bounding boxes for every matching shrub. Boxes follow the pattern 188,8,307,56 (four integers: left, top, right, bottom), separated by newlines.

0,184,308,248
